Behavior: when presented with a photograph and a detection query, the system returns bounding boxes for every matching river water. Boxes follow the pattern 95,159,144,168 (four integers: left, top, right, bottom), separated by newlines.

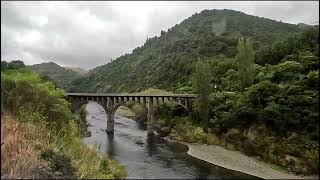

83,102,258,179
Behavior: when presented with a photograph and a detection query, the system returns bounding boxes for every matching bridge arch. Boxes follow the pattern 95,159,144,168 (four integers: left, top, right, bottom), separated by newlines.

70,99,89,113
161,101,189,113
66,93,197,135
113,100,148,115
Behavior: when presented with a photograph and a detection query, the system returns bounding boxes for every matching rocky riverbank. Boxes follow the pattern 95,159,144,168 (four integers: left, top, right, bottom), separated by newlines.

157,127,319,180
116,104,318,179
185,143,318,180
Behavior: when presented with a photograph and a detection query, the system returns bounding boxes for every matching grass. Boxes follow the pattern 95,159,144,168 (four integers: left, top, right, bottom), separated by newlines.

1,115,48,178
1,114,127,179
131,87,173,95
116,106,136,117
119,88,173,120
168,117,218,144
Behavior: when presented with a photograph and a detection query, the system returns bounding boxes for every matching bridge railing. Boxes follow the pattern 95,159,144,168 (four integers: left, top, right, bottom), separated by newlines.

66,93,198,98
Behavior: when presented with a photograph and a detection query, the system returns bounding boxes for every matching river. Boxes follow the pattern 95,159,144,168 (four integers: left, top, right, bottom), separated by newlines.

83,101,259,179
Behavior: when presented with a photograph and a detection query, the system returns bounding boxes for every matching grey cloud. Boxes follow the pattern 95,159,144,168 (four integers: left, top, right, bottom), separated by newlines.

252,1,319,24
1,2,34,30
1,1,319,70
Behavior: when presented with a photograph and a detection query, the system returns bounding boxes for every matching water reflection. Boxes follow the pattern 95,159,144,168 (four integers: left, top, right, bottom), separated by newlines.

106,134,115,158
145,135,160,157
83,102,260,179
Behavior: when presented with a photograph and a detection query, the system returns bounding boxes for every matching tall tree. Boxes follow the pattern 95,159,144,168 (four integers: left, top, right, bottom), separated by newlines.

191,60,211,133
235,38,255,90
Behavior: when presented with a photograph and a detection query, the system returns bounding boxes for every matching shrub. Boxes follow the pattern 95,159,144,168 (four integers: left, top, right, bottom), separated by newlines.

1,69,128,179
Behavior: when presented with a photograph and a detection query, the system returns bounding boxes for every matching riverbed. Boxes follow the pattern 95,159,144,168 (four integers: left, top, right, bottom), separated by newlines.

82,102,259,179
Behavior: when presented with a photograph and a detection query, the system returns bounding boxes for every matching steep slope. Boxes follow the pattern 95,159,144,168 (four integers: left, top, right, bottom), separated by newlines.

28,62,82,90
70,9,304,93
65,67,88,75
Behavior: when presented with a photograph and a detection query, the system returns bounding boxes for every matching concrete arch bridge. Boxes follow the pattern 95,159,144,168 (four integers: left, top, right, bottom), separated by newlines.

66,93,197,135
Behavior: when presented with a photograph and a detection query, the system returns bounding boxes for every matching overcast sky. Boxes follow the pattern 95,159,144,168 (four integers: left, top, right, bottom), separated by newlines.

1,1,319,70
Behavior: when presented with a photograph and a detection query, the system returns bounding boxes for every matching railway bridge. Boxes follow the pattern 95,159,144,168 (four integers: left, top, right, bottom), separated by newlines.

66,93,197,135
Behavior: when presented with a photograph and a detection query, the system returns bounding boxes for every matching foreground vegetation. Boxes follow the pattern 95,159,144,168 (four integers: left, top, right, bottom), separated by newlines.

156,26,319,175
2,8,318,177
1,64,127,178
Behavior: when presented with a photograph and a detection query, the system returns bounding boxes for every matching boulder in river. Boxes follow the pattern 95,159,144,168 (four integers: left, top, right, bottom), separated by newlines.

158,126,171,137
153,124,162,131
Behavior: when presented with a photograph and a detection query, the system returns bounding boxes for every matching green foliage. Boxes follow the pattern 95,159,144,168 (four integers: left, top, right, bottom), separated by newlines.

169,117,207,143
1,69,75,136
100,159,109,171
206,28,318,175
11,9,317,176
234,38,255,90
41,149,77,178
27,62,83,91
75,106,88,135
271,61,304,83
1,60,26,71
1,68,128,179
255,26,319,65
191,61,211,132
305,149,319,174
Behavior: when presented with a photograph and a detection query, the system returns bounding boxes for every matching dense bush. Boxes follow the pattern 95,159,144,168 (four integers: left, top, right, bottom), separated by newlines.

153,26,319,175
1,68,127,178
1,69,75,136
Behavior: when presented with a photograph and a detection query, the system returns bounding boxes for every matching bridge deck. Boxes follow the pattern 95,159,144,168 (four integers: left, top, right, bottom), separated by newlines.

66,93,197,98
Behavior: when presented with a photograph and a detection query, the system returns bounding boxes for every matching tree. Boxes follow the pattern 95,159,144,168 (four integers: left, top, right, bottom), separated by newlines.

160,30,166,36
191,60,211,133
1,60,25,71
235,38,255,90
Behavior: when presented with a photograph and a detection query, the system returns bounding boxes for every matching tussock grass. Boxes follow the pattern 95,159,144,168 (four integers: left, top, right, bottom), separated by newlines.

1,115,48,179
131,87,173,95
169,117,208,143
116,106,136,117
63,141,127,179
1,114,127,179
1,69,127,179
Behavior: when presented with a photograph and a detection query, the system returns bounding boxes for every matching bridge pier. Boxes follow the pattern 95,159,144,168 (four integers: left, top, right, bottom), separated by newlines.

106,111,115,134
147,97,154,136
105,97,115,134
66,93,196,136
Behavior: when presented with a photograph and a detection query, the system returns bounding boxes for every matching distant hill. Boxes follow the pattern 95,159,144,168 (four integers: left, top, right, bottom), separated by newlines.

28,62,82,90
65,67,88,75
69,9,306,93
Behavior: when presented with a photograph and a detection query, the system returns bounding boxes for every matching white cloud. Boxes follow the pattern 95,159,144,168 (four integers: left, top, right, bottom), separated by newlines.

16,30,43,45
1,1,319,70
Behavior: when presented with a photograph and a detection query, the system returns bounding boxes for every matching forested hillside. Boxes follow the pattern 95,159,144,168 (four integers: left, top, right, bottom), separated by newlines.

153,25,319,175
2,7,318,177
69,9,305,93
68,9,319,175
28,62,83,90
65,67,88,75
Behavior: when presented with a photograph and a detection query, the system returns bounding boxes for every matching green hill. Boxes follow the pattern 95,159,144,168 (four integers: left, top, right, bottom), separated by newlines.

69,9,304,93
28,62,82,90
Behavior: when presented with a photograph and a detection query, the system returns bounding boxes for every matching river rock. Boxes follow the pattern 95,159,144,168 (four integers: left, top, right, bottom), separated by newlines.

226,143,236,150
153,124,162,131
209,119,217,124
158,127,171,137
206,133,220,145
135,140,144,145
81,131,92,138
87,123,92,127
